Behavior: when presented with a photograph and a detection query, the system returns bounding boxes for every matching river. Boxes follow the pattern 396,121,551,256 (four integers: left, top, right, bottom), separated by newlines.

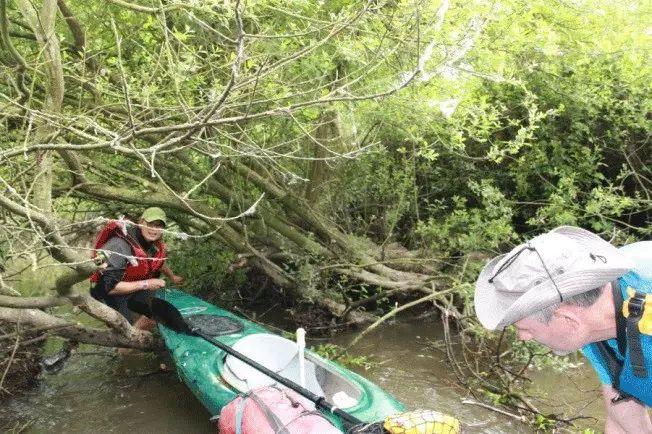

0,315,606,433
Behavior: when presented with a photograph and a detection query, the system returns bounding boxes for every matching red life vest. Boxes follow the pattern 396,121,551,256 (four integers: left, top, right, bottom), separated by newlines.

90,220,167,283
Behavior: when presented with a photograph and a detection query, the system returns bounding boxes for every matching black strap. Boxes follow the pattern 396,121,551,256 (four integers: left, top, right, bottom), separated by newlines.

243,390,292,434
612,279,627,357
626,291,648,378
596,340,623,389
595,339,639,404
595,341,636,405
596,281,627,402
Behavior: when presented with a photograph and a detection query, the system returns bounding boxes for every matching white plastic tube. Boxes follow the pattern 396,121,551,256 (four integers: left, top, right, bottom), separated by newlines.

296,328,306,388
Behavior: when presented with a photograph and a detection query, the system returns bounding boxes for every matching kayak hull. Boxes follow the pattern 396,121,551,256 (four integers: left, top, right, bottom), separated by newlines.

156,289,406,430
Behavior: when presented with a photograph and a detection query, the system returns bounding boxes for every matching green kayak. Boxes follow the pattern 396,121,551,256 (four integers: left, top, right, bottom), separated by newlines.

155,288,407,431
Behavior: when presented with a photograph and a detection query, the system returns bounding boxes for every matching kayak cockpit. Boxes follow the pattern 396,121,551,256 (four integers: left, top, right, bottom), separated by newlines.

184,313,244,336
221,333,362,409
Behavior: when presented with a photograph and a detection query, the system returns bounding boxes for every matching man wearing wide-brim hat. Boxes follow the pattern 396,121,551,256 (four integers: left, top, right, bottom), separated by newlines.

475,226,652,433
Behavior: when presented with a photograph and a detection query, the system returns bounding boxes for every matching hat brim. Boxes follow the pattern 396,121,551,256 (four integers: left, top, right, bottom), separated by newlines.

142,217,166,226
476,259,632,330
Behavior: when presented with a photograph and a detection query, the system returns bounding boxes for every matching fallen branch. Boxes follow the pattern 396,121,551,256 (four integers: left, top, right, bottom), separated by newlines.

0,295,69,308
0,306,162,349
0,323,74,340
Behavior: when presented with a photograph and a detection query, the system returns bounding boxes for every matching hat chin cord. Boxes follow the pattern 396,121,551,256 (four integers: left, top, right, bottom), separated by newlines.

488,242,564,303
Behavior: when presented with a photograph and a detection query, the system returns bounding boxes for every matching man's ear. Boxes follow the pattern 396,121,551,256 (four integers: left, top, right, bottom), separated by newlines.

553,304,582,326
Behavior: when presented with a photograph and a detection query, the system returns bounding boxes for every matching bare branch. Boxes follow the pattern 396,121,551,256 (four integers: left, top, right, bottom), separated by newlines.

0,295,68,308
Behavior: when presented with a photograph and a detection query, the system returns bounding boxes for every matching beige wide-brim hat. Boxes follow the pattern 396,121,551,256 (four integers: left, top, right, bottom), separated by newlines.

474,226,635,330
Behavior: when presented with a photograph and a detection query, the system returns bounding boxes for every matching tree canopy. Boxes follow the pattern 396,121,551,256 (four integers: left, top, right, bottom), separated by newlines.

0,1,650,422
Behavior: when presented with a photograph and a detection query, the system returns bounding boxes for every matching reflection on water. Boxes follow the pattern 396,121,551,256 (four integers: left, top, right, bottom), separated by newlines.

1,318,607,433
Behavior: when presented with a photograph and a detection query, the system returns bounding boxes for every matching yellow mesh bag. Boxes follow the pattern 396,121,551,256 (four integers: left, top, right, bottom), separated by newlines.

383,410,461,434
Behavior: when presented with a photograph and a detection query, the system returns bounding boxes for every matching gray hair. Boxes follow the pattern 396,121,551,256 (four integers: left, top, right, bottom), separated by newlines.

525,285,606,323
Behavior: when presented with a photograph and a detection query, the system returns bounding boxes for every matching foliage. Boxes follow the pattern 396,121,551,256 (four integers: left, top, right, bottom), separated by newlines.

277,333,372,368
1,0,647,294
312,343,373,369
165,236,245,298
415,180,517,253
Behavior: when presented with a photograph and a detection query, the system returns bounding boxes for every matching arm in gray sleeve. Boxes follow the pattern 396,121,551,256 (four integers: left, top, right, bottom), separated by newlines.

97,237,133,295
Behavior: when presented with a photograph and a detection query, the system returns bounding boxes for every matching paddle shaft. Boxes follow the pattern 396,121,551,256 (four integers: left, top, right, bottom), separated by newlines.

191,327,364,426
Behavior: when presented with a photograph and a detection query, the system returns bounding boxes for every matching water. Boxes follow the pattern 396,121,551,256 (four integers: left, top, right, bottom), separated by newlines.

1,347,212,434
0,319,606,433
329,320,607,433
328,321,525,433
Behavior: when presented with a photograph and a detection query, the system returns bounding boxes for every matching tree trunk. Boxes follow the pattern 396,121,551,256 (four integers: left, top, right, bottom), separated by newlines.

17,0,64,212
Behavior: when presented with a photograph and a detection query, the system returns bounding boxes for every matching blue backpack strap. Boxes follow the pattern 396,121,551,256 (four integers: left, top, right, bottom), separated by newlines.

235,392,250,434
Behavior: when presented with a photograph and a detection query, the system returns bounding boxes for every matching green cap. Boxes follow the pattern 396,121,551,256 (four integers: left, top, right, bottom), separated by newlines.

141,207,167,226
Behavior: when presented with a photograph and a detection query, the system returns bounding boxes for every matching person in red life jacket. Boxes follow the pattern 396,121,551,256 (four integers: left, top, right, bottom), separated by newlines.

90,207,184,329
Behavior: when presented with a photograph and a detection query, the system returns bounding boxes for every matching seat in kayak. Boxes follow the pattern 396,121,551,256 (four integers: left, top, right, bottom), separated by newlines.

222,333,325,399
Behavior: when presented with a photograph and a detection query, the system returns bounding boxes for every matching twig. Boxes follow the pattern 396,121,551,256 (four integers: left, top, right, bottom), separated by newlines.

462,399,525,421
0,330,20,393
